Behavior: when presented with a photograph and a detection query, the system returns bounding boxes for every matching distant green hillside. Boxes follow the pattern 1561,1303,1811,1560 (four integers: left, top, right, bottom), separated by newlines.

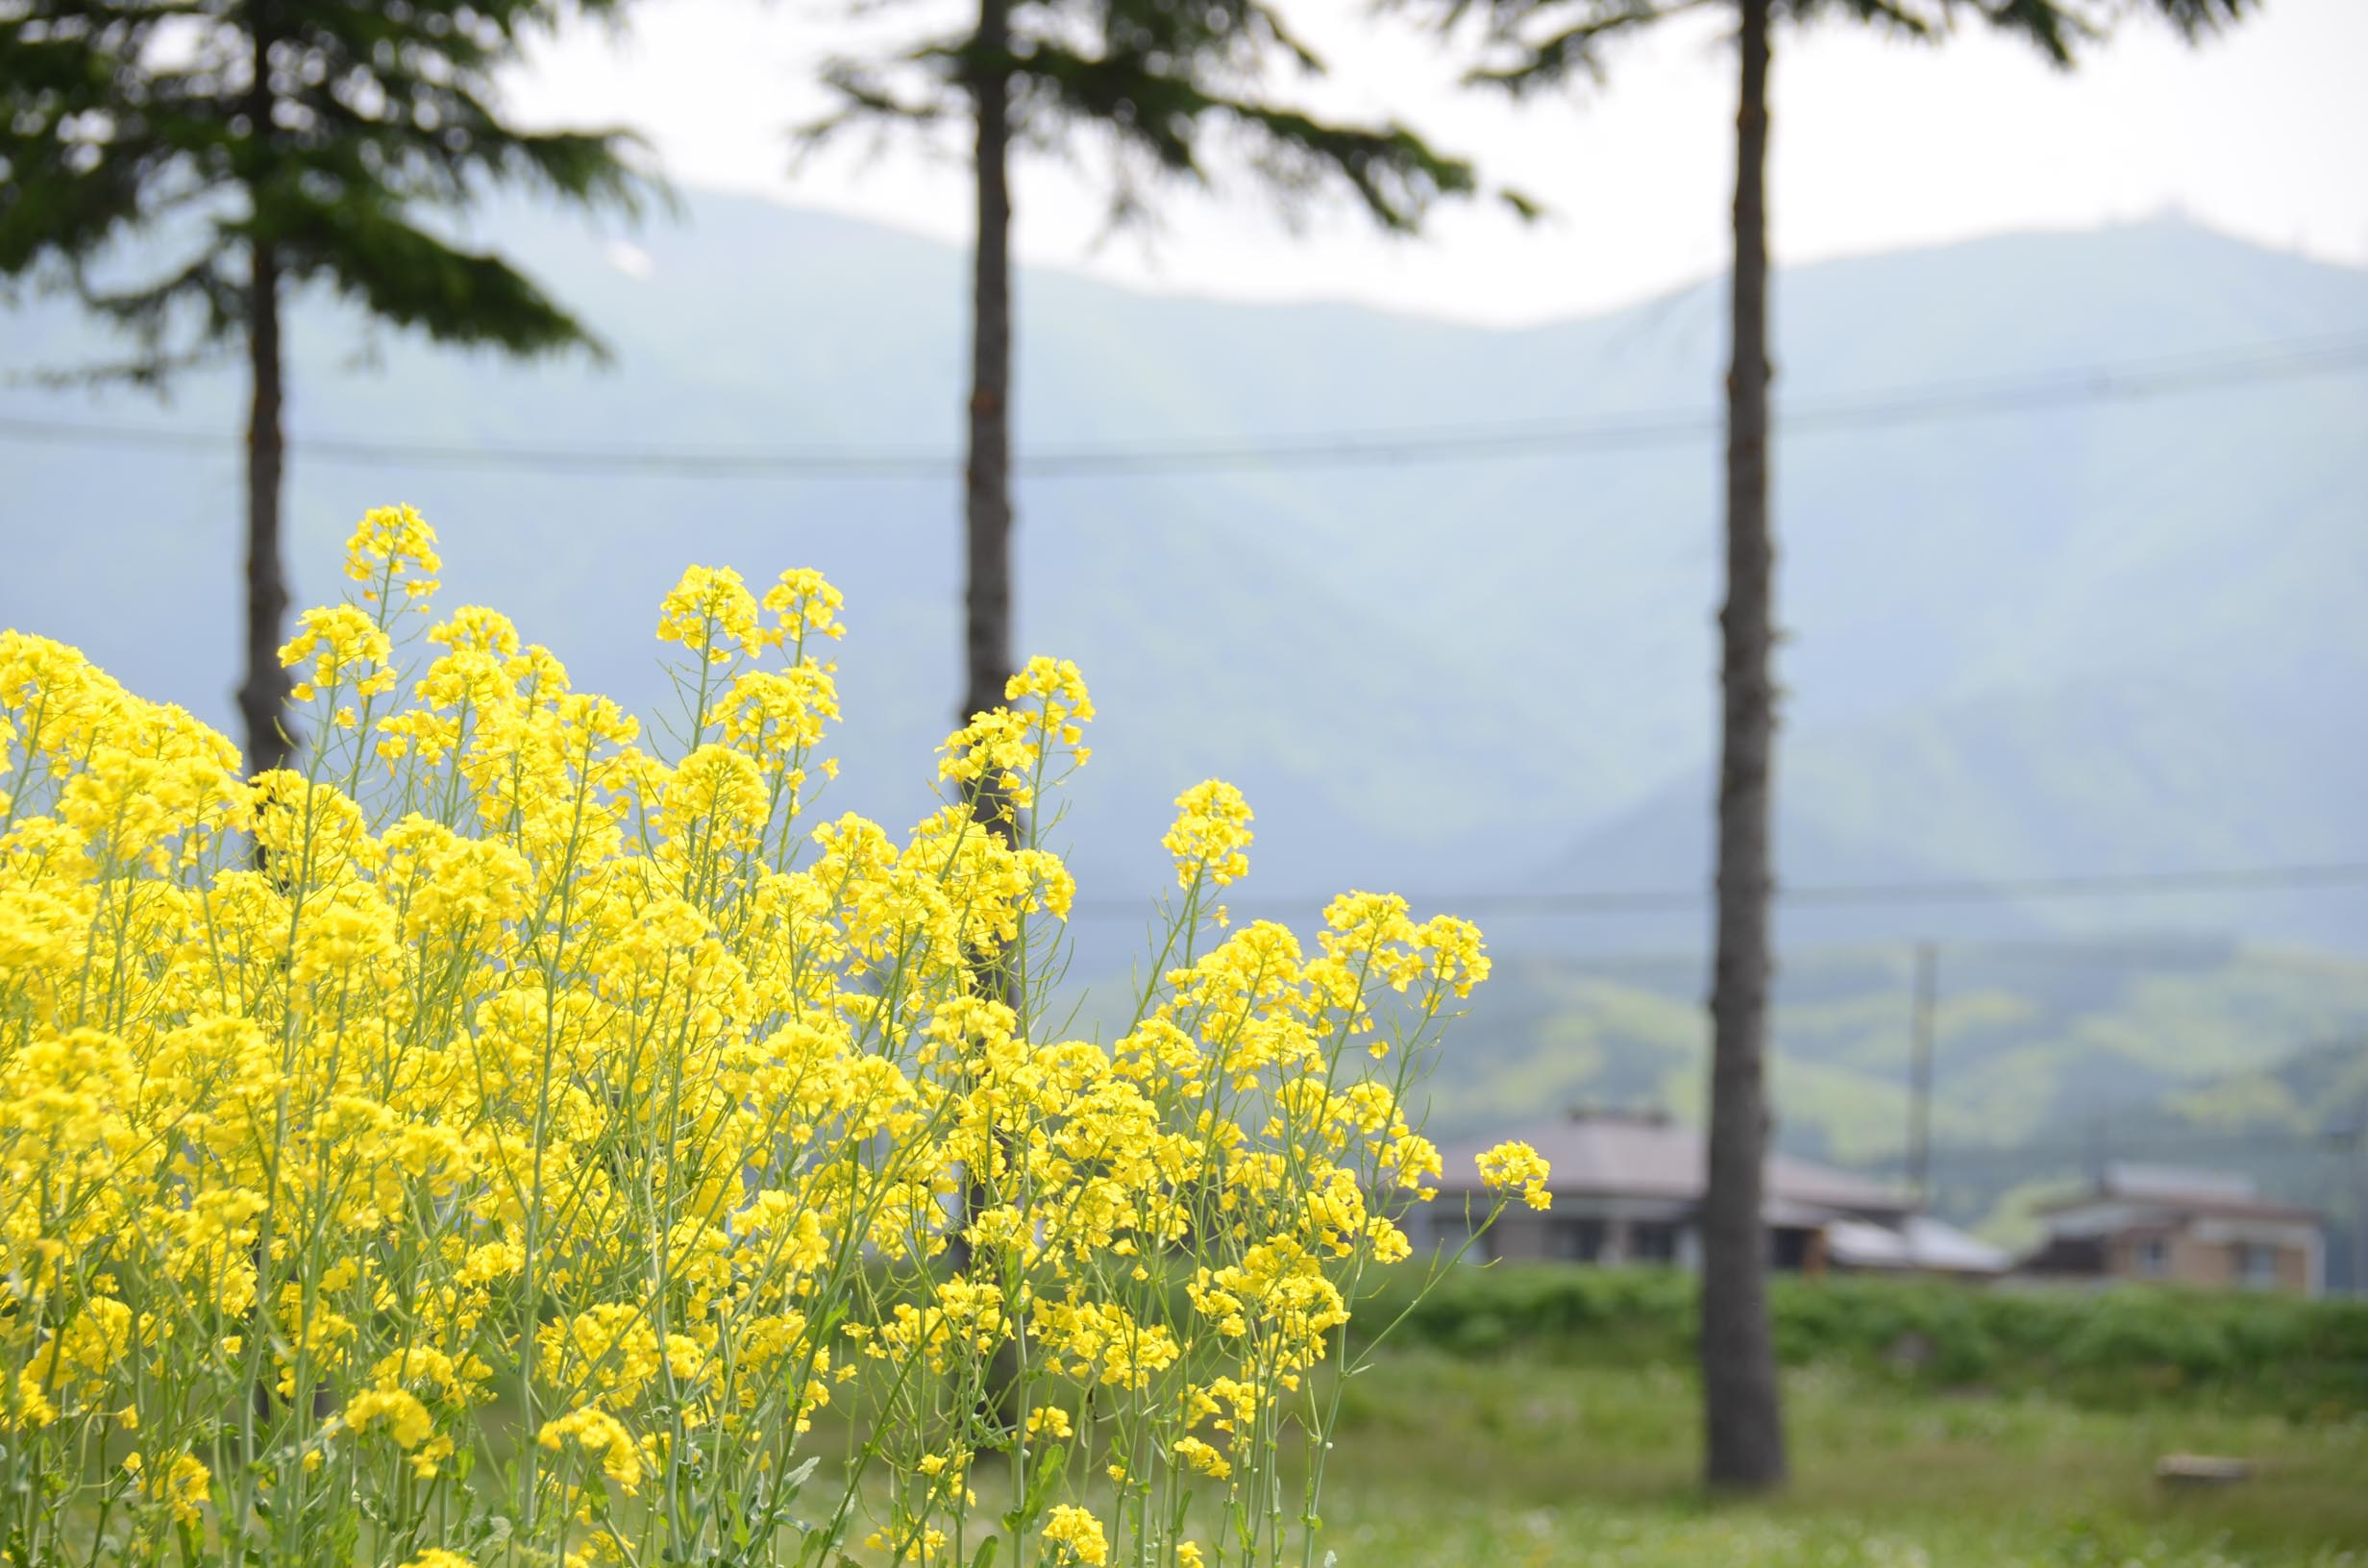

1427,942,2368,1150
1410,941,2368,1282
2,191,2363,956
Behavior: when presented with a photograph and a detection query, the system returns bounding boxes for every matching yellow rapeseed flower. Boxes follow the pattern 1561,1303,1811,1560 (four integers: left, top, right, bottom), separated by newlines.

1042,1505,1109,1565
1477,1139,1554,1211
1163,779,1253,889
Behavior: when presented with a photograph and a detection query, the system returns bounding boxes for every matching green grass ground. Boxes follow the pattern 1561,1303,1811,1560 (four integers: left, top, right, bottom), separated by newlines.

1312,1350,2368,1566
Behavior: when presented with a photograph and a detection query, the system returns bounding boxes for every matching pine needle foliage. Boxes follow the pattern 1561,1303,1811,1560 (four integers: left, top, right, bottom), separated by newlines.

1436,0,2257,97
806,0,1486,233
0,0,652,773
0,0,647,373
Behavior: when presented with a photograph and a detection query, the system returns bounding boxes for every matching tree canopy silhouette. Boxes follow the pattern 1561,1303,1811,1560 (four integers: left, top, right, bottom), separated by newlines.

0,0,651,770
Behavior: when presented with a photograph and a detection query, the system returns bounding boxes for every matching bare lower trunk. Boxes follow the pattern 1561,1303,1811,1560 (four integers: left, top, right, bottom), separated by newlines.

1702,0,1787,1494
238,236,294,775
960,0,1015,740
950,1,1019,1433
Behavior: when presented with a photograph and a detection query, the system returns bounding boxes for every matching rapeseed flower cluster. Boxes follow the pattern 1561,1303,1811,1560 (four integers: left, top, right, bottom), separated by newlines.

0,506,1541,1567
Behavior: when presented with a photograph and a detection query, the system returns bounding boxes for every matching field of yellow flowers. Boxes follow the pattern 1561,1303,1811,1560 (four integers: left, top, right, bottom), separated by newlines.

0,508,1546,1568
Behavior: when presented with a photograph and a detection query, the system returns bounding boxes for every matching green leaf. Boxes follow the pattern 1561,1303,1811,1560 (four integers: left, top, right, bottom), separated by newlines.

1002,1440,1069,1532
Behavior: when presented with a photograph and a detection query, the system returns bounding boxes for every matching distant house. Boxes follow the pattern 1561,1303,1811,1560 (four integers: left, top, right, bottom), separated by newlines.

1426,1108,2008,1277
2018,1164,2324,1296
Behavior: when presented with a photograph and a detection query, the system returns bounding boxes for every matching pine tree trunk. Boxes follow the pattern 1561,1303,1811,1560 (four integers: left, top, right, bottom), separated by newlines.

1702,0,1787,1493
950,0,1016,1351
239,233,293,1424
961,0,1016,739
238,235,294,776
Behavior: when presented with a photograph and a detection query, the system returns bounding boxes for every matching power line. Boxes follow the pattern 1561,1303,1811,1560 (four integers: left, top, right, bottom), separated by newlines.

3,330,2364,480
1101,935,2340,980
1066,860,2368,921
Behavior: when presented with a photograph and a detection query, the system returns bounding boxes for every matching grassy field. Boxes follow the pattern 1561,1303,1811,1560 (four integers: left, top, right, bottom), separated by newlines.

1354,1268,2368,1418
1310,1349,2368,1566
810,1269,2368,1564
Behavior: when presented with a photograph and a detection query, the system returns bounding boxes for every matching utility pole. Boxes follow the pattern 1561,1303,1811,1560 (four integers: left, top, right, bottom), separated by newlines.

1908,941,1937,1208
2330,1106,2368,1296
2355,1123,2367,1298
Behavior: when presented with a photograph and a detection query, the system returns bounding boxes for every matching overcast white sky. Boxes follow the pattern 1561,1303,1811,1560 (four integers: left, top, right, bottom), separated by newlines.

506,0,2368,327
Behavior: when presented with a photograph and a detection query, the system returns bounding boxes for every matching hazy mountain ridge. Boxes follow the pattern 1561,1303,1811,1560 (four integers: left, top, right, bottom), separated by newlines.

3,190,2364,956
1541,672,2367,952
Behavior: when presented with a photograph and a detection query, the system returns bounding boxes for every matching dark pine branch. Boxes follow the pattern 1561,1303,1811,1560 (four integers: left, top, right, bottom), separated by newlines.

0,0,653,771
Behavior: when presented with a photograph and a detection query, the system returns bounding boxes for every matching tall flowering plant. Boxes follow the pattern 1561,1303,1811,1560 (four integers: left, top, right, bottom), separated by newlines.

0,510,1548,1568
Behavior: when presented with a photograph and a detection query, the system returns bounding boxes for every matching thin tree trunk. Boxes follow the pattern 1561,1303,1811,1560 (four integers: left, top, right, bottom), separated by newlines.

238,234,294,776
239,32,293,1415
1702,0,1786,1494
950,3,1017,1434
960,0,1015,740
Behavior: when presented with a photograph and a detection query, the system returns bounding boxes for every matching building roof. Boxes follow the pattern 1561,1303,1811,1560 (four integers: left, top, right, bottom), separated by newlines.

1825,1215,2011,1275
2036,1162,2320,1223
1431,1109,1910,1218
2099,1163,2257,1203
